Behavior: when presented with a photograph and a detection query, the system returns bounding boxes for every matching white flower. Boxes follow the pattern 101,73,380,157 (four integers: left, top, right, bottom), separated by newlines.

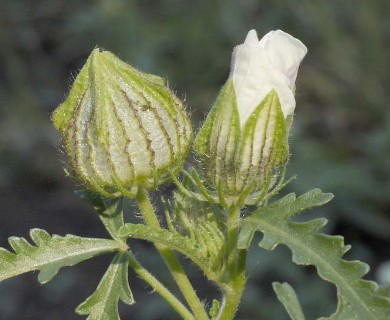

195,29,307,204
230,29,307,127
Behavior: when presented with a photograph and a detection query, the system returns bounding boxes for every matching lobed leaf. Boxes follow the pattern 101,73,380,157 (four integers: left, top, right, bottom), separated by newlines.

238,189,390,320
0,228,122,284
76,252,134,320
319,296,358,320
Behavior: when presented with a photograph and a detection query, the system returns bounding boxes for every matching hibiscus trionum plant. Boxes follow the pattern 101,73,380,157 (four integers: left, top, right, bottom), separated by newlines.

1,29,389,320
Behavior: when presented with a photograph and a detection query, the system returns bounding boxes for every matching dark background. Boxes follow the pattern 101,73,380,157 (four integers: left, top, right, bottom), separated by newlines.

1,1,389,319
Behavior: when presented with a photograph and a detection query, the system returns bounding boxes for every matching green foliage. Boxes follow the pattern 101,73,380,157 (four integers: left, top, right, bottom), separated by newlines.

119,178,227,283
76,190,126,242
118,223,222,281
1,1,390,318
319,297,358,320
239,189,390,319
272,282,305,320
0,228,122,284
75,193,136,320
76,252,134,320
165,190,226,263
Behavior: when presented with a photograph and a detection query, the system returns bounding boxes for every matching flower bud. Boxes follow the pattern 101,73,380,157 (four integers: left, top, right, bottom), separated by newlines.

194,30,307,202
52,48,192,198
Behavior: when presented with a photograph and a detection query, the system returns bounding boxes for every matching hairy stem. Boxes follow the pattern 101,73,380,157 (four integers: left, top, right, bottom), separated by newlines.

217,278,246,319
127,252,194,320
135,187,209,320
216,206,247,320
226,205,241,276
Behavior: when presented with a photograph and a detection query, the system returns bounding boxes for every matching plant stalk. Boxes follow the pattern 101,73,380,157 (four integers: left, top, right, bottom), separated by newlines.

216,205,247,319
216,270,246,320
135,187,209,320
226,205,241,276
128,252,195,320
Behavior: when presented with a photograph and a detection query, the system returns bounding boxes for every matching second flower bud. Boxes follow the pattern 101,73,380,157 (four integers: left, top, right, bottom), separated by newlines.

52,49,192,198
194,29,307,205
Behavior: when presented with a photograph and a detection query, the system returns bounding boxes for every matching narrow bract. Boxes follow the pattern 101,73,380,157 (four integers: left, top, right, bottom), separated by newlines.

52,49,192,198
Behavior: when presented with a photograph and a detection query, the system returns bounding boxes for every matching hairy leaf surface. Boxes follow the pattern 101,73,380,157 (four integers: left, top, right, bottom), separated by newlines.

272,282,305,320
239,189,390,320
76,252,134,320
0,228,121,284
319,296,358,320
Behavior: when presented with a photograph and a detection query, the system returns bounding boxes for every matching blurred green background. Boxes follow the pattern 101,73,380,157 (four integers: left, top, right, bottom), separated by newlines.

1,0,389,319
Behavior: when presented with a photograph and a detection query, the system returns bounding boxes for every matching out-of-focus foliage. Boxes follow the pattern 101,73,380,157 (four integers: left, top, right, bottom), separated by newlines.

0,0,389,319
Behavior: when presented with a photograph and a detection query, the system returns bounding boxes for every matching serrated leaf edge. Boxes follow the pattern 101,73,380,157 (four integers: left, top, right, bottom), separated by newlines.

76,252,134,320
240,190,390,320
0,228,122,283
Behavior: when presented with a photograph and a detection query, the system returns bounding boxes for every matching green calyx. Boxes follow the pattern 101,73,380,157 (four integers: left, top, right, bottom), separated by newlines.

52,48,192,198
194,80,289,204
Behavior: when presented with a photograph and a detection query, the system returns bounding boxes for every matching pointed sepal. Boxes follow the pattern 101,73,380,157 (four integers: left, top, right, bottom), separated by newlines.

194,83,289,205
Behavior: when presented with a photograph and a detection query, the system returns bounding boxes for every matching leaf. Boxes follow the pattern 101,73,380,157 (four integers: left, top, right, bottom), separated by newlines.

0,228,121,284
238,189,390,320
319,296,358,320
118,223,221,280
76,190,126,242
76,252,134,320
272,282,305,320
238,189,333,249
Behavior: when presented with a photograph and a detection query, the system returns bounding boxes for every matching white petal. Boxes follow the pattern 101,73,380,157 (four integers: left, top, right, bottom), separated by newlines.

230,29,307,126
262,30,307,88
244,29,259,45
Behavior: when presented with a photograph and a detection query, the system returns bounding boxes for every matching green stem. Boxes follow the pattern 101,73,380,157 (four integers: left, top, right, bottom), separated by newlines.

135,187,209,320
226,205,241,276
216,271,246,320
127,252,194,320
216,206,247,320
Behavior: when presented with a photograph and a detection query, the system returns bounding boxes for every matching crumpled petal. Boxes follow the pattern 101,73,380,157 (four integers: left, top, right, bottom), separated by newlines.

230,29,307,127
